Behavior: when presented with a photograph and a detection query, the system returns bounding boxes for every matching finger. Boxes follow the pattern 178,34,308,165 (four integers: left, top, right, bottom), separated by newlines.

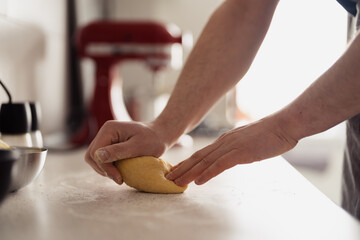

169,142,222,186
99,162,123,185
85,149,107,176
86,143,95,162
173,154,217,187
166,146,213,181
87,158,107,177
166,143,220,181
195,150,238,185
86,147,123,185
94,137,148,163
93,153,123,185
88,121,127,160
170,161,185,171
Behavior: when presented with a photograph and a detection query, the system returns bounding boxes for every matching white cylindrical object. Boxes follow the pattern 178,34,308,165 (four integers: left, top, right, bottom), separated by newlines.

30,130,43,148
1,134,33,148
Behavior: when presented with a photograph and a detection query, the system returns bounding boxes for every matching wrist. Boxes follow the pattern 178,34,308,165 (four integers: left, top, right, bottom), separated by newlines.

274,103,319,143
149,116,186,149
267,108,303,143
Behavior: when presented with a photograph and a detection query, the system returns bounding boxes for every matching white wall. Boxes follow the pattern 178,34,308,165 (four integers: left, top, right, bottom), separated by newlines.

0,0,6,15
237,0,347,120
0,17,45,102
0,0,67,136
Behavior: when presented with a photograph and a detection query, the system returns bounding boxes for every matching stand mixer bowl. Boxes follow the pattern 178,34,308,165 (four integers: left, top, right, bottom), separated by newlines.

73,21,186,145
0,149,17,204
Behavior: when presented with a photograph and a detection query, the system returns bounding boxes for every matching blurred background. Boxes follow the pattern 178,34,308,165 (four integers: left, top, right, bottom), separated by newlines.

0,0,348,205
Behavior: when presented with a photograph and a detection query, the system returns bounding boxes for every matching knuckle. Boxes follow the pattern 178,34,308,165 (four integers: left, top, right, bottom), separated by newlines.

213,160,224,168
100,121,112,131
175,176,187,186
84,157,91,164
218,132,227,140
200,156,213,167
140,141,165,157
215,159,232,171
84,153,94,164
151,145,166,157
191,151,203,160
104,120,116,126
101,121,119,135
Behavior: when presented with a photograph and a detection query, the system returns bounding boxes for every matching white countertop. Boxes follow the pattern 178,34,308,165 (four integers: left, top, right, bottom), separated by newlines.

0,137,359,240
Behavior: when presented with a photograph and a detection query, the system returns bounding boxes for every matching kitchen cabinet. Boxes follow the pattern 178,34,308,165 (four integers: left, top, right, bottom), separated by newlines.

0,137,359,240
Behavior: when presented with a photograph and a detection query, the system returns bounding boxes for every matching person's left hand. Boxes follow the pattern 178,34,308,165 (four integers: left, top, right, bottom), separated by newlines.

166,117,298,186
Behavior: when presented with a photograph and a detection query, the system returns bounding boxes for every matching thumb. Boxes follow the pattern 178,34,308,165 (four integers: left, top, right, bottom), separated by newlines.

94,139,143,163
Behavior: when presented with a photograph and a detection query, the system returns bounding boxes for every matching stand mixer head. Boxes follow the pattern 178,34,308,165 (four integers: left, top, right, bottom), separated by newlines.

74,21,187,144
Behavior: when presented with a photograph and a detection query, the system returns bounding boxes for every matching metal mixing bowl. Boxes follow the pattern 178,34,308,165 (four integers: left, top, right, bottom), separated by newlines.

9,147,48,192
0,149,18,204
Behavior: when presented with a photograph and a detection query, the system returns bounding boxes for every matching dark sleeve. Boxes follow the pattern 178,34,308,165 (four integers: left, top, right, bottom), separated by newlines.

337,0,357,16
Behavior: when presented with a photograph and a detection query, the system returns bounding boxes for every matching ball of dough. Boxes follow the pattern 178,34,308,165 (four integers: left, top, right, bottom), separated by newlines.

115,156,187,194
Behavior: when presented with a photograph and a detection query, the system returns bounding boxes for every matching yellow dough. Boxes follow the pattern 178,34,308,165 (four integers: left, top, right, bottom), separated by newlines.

0,139,12,149
115,156,187,194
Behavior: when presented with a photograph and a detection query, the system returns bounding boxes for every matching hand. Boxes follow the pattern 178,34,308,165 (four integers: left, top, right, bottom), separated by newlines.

166,116,298,186
85,120,168,185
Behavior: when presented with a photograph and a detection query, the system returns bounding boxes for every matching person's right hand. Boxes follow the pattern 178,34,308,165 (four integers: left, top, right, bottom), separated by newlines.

166,115,298,186
84,120,169,185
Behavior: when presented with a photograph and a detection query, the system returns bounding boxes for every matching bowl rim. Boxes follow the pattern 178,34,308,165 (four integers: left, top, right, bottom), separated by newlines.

11,146,48,153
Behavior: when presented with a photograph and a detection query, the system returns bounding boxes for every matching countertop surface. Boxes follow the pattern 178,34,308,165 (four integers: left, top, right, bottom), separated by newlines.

0,137,359,240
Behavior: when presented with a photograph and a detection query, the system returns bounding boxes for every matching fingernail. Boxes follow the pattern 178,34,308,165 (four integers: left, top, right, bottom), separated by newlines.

115,177,123,185
174,179,183,186
195,177,205,185
165,172,173,180
111,176,122,185
95,149,110,162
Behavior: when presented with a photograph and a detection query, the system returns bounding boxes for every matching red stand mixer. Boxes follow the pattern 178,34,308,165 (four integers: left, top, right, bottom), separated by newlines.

74,21,186,144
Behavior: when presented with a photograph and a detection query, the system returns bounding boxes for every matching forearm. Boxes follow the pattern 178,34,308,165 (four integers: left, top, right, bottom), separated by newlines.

276,31,360,141
153,0,279,147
